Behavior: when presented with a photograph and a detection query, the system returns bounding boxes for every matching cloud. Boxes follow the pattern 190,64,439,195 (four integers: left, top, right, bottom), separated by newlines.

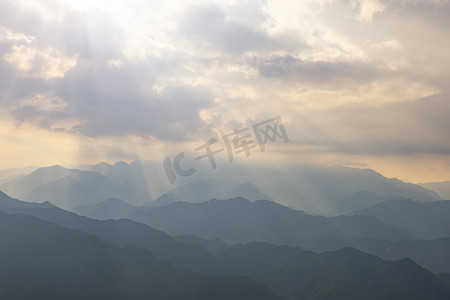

287,93,450,156
7,59,216,140
180,5,269,54
3,38,78,79
255,55,384,85
0,0,217,141
351,0,386,23
179,2,307,54
1,0,450,174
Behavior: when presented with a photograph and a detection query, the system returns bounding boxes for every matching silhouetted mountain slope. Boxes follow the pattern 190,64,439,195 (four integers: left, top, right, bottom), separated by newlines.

0,165,69,192
297,236,450,274
151,179,272,208
29,176,114,208
439,273,450,285
34,209,225,276
1,165,113,195
144,162,439,214
216,242,450,300
148,177,242,207
1,162,440,214
179,230,450,274
0,212,280,300
0,166,37,185
128,197,414,245
0,191,55,212
349,199,450,239
89,160,170,203
228,181,274,202
421,181,450,200
72,198,138,220
176,235,228,255
424,200,450,219
0,165,117,209
2,192,450,299
336,190,404,214
0,192,224,276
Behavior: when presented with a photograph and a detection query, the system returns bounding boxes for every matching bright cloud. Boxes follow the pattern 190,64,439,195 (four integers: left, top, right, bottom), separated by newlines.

0,0,449,182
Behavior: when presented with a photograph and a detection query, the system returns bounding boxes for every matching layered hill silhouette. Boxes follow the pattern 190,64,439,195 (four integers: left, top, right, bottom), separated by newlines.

3,191,450,274
349,199,450,239
420,181,450,200
0,166,37,185
149,163,439,214
2,191,450,299
0,191,223,276
0,166,117,209
0,212,280,300
127,197,450,274
0,161,441,214
72,198,139,220
215,242,450,300
336,190,405,214
127,197,415,244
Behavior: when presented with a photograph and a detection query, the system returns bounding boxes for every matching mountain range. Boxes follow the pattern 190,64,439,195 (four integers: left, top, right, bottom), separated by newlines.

0,161,441,214
1,191,450,299
127,197,415,245
1,159,449,299
72,198,139,220
348,199,450,239
3,190,450,274
216,242,450,300
420,181,450,200
0,191,223,276
0,211,280,300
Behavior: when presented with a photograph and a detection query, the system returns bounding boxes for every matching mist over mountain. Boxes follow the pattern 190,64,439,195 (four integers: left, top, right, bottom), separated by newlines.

4,190,450,275
0,166,116,209
147,177,245,207
2,0,449,298
421,181,450,200
127,197,415,245
2,192,450,299
0,191,55,212
0,166,38,185
72,198,139,220
336,190,406,214
349,199,450,239
0,161,439,214
146,162,439,214
0,162,165,208
0,160,448,299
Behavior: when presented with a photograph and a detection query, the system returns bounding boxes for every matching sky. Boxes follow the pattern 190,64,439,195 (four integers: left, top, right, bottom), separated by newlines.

0,0,450,183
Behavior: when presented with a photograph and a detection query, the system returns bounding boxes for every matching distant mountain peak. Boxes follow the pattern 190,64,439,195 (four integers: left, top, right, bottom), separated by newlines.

95,161,112,167
113,161,129,167
212,197,251,203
